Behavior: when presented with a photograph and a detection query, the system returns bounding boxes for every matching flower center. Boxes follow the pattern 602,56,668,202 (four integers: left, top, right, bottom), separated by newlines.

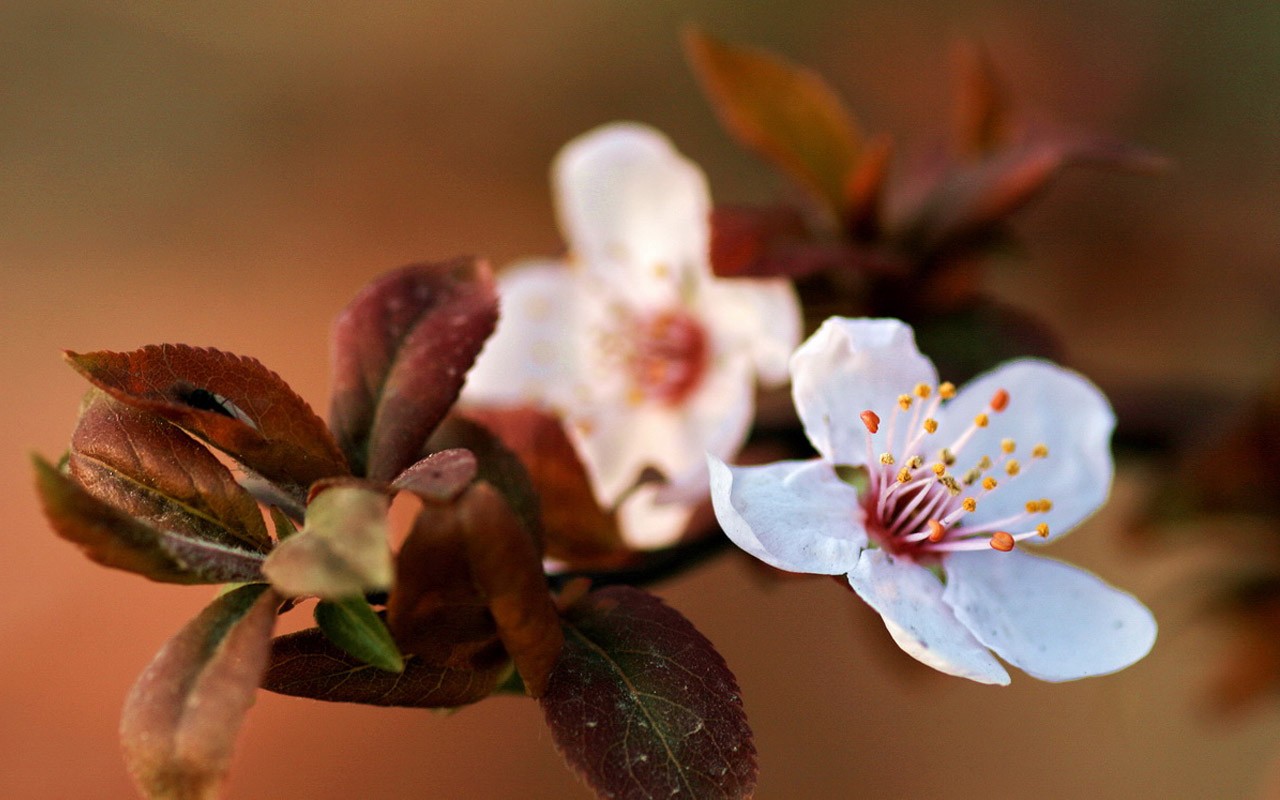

625,309,709,406
857,381,1052,560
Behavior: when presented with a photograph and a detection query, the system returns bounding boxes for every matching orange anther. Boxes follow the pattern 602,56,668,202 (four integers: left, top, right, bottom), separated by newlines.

990,389,1010,412
927,520,946,542
990,531,1015,551
860,410,880,434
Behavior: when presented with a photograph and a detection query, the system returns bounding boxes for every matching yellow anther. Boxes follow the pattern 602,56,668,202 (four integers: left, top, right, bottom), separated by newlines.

982,476,998,491
940,448,956,466
927,519,946,542
1038,499,1054,512
1025,500,1041,514
940,476,962,496
923,418,939,434
860,410,881,434
914,383,932,399
896,467,912,484
962,498,978,512
962,468,982,485
1032,443,1049,459
1036,523,1050,538
879,453,895,465
974,413,990,428
906,455,924,469
1005,460,1021,477
977,455,992,470
989,531,1015,552
932,463,947,476
939,382,957,399
990,388,1010,412
1000,438,1016,454
898,394,913,411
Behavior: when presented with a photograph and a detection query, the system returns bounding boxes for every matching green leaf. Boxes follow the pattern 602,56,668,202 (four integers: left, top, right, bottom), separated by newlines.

269,505,299,541
541,586,756,800
315,598,404,673
69,390,270,553
685,27,862,217
65,344,348,501
120,584,279,800
329,259,499,481
262,482,392,600
33,455,266,585
261,625,504,708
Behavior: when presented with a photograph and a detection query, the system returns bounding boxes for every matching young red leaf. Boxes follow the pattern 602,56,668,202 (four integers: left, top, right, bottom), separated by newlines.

459,407,624,565
261,625,504,708
34,455,266,584
708,205,810,279
262,483,392,600
69,390,271,554
64,345,348,499
541,586,756,800
387,488,515,673
684,27,862,217
390,447,478,502
905,138,1168,257
458,482,563,697
120,583,279,800
330,259,499,481
951,41,1014,158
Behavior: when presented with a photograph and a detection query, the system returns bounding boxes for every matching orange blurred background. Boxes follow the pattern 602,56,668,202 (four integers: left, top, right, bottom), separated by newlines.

4,2,1280,798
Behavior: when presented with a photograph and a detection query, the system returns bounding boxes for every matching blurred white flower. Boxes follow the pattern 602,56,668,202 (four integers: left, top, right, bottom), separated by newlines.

465,122,800,547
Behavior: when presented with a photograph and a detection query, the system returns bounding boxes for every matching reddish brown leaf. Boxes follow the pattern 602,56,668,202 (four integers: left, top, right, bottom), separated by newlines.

951,41,1014,158
391,447,478,502
120,583,279,800
261,625,503,708
843,135,894,240
69,391,270,554
65,345,347,500
34,455,266,584
708,205,809,279
329,259,499,481
387,492,507,672
906,138,1168,256
460,407,623,564
684,27,862,217
541,586,756,800
459,482,563,697
262,483,392,600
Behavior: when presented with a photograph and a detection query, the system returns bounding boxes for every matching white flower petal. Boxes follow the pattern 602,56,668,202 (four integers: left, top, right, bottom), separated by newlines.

616,484,697,549
847,549,1011,685
700,278,802,386
553,123,711,305
674,351,756,482
936,359,1114,542
942,549,1157,681
463,259,577,407
564,403,664,507
791,317,938,466
708,456,865,575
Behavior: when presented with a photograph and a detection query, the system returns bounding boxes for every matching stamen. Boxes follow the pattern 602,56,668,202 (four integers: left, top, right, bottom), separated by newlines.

906,455,924,470
977,455,992,470
962,498,977,512
879,453,895,465
932,463,947,476
974,413,990,428
1036,523,1050,538
898,394,913,411
923,418,938,434
1032,443,1049,459
1038,499,1053,512
990,389,1010,412
896,467,911,484
927,519,946,542
939,382,957,399
1000,438,1016,454
982,476,998,491
939,448,956,466
1025,500,1040,514
1005,460,1021,476
939,475,962,496
961,468,982,485
914,383,932,399
989,531,1015,552
860,410,880,434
